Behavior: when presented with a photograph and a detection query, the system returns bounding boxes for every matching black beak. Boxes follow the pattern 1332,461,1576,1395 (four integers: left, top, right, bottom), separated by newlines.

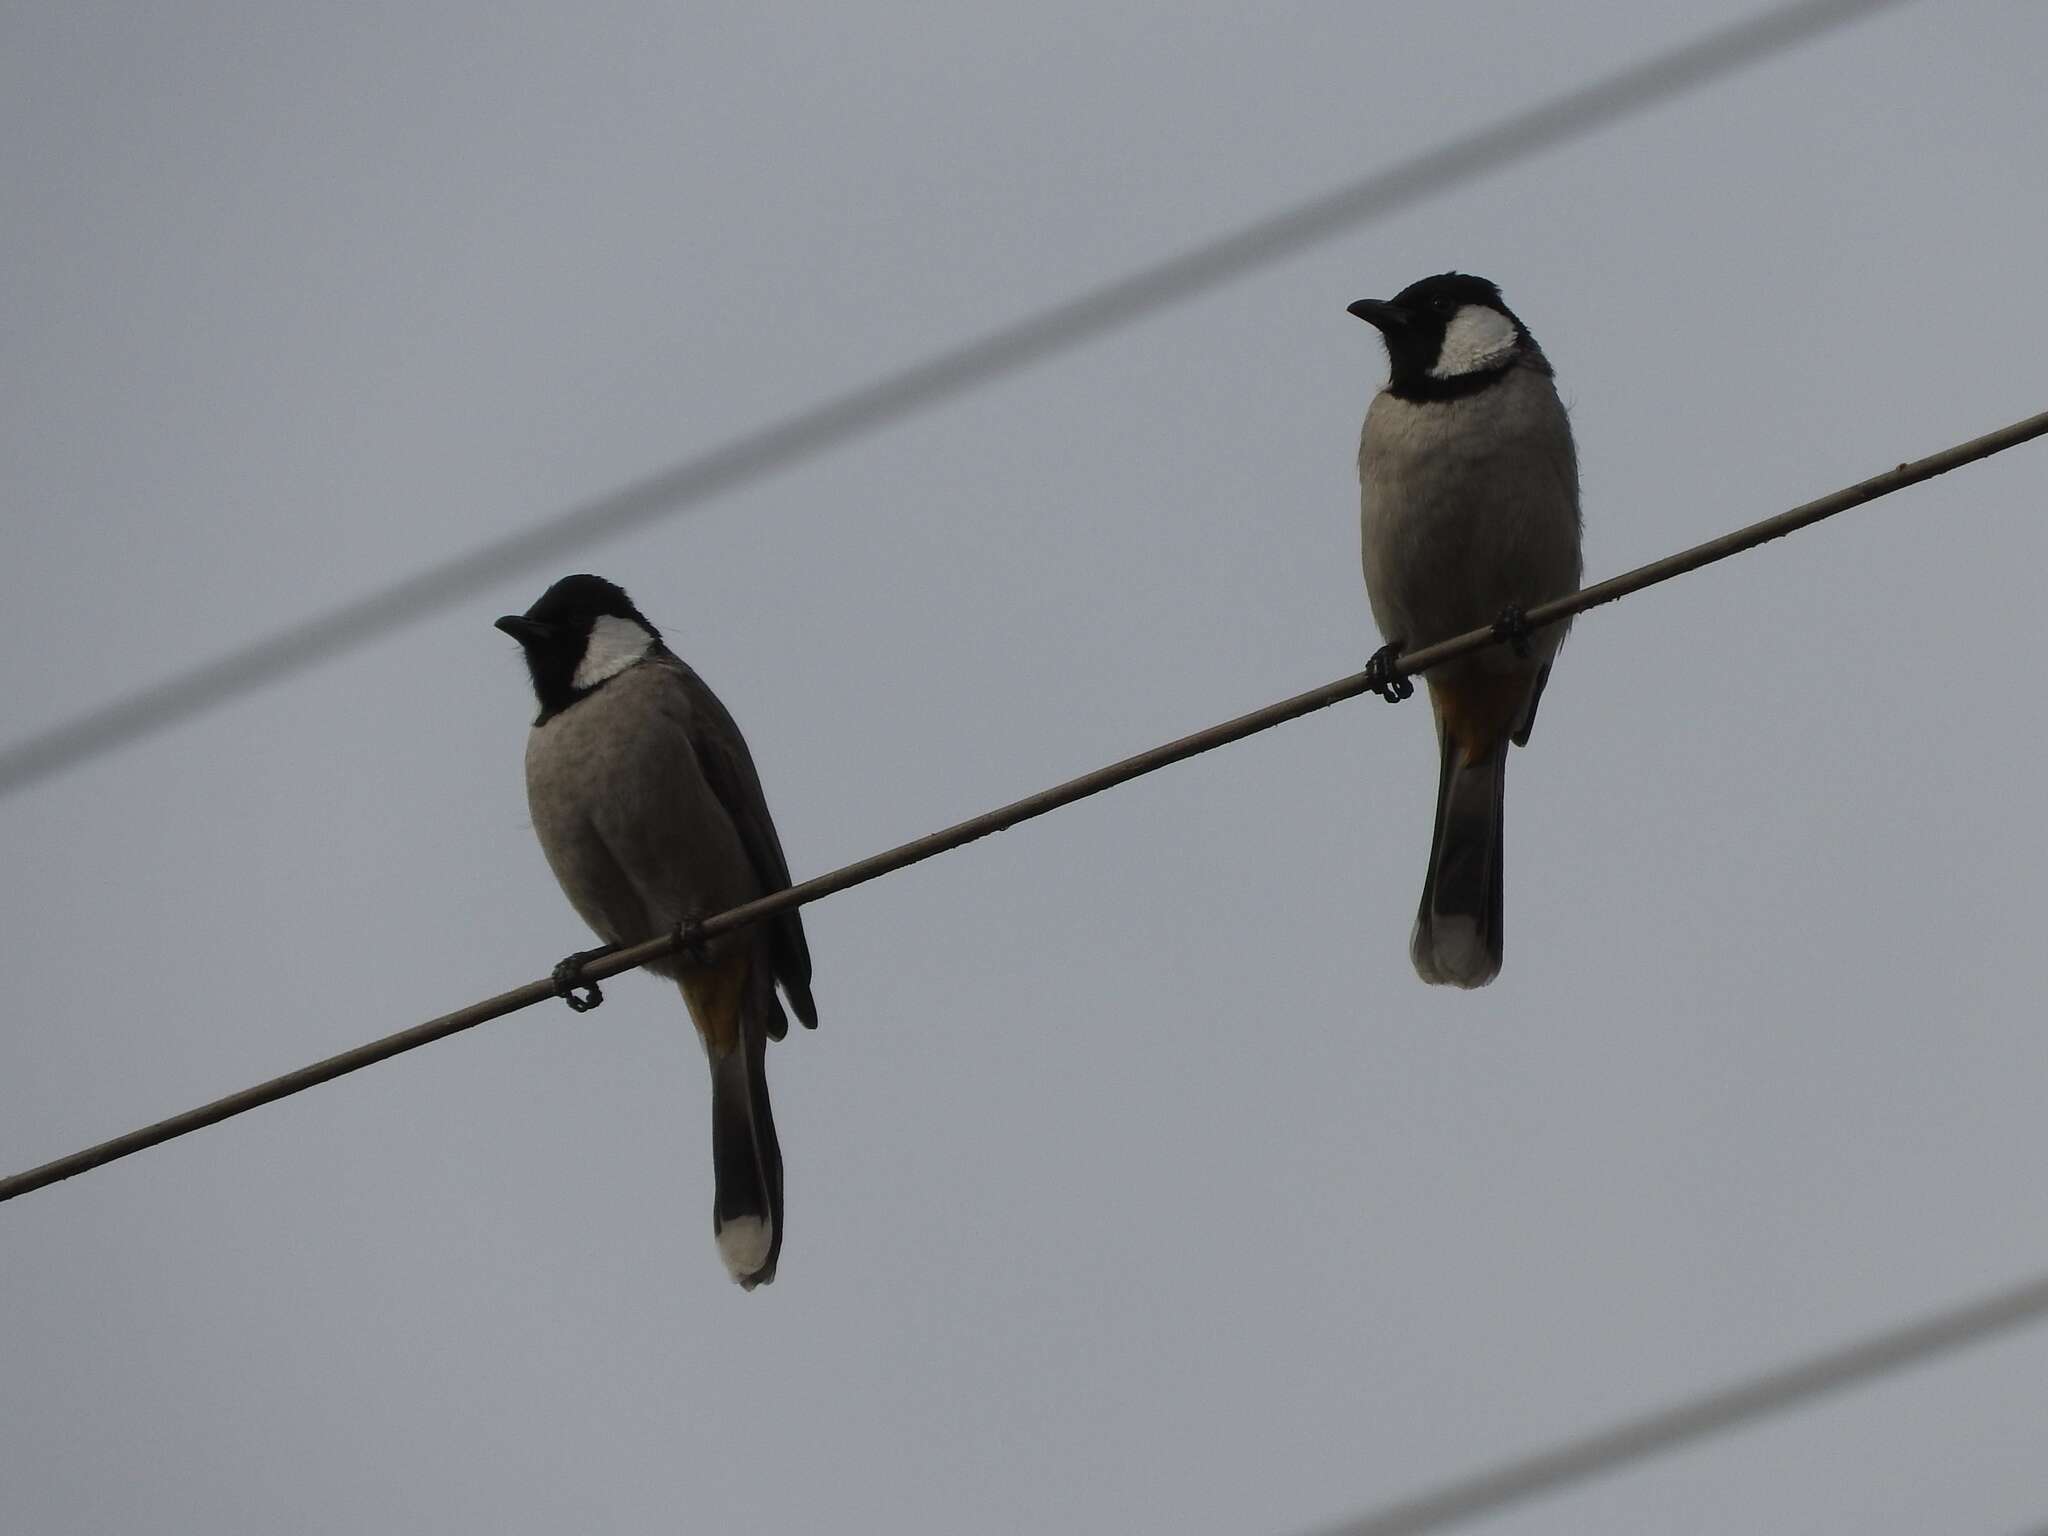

1347,298,1406,330
495,615,553,646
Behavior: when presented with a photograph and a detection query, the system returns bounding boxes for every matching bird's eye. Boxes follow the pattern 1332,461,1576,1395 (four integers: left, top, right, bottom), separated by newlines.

1431,295,1457,315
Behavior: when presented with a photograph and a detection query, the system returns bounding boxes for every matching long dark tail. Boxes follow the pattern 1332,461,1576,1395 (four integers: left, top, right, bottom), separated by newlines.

1412,731,1507,989
709,1009,783,1289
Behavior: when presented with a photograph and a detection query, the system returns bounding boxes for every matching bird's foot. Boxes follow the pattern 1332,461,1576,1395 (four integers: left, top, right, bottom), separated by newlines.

672,916,711,969
1491,605,1535,660
1364,641,1415,703
551,948,609,1013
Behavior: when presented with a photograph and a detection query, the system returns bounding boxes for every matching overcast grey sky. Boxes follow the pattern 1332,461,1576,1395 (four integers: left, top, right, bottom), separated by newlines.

6,3,2048,1532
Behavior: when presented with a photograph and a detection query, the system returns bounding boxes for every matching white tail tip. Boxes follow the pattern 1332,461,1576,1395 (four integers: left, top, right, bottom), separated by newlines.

717,1216,773,1285
1415,915,1498,989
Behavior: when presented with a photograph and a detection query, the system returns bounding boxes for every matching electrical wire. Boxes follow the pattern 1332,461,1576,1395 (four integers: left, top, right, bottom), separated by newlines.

0,0,1910,801
1299,1268,2048,1536
2,403,2039,1205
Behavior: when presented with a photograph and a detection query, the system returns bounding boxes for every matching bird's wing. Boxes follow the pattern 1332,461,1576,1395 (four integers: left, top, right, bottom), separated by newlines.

657,657,817,1028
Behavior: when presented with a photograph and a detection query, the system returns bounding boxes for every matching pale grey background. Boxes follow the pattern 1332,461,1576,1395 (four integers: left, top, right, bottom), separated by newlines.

5,3,2047,1532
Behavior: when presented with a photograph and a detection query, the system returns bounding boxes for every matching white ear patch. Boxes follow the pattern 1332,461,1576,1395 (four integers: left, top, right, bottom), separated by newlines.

571,613,656,691
1429,305,1520,379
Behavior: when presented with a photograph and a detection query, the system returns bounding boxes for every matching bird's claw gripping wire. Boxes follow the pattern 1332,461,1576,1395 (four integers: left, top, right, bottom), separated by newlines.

1364,642,1415,703
673,916,711,969
1491,605,1535,660
551,948,609,1013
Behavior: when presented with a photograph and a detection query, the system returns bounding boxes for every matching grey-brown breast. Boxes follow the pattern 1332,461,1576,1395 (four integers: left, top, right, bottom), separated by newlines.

1359,361,1581,657
522,659,765,974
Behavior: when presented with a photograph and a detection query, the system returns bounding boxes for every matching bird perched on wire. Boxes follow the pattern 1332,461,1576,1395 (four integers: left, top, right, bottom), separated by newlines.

497,575,817,1288
1350,273,1583,988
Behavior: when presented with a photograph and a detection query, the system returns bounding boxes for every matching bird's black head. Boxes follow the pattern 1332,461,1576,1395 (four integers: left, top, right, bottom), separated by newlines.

1347,272,1541,401
496,574,664,720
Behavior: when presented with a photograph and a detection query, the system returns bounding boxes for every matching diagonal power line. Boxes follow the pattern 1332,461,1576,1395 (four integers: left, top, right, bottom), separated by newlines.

0,0,1910,800
1299,1267,2048,1536
1,404,2040,1206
